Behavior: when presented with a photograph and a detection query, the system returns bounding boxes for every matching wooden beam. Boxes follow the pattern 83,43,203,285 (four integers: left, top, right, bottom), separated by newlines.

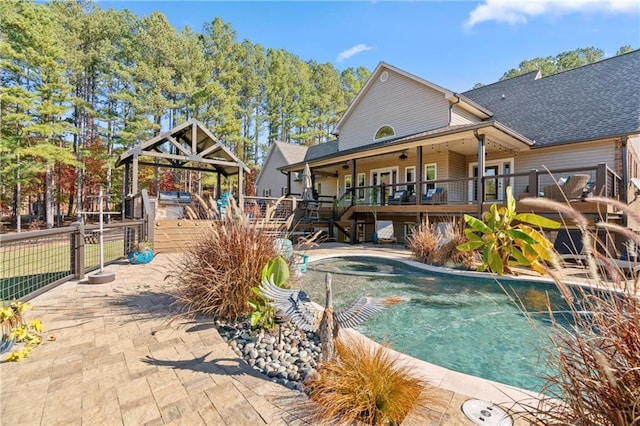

166,135,191,156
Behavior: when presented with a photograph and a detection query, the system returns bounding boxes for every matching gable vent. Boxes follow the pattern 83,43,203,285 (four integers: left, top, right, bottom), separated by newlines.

380,71,389,82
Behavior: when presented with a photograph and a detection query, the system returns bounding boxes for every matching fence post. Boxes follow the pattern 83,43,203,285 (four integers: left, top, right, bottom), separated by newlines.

529,169,538,197
595,162,607,197
71,221,85,280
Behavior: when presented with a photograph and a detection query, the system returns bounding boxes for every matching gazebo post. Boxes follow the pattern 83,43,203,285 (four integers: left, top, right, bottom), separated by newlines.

238,166,244,208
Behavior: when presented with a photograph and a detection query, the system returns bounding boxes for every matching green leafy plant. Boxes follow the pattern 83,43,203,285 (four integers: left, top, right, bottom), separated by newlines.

306,335,435,425
457,186,560,275
1,301,44,361
249,256,290,328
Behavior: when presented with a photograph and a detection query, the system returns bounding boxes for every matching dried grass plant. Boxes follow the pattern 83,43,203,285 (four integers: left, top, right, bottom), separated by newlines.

167,198,279,320
518,197,640,425
407,219,477,268
305,335,435,425
406,220,438,264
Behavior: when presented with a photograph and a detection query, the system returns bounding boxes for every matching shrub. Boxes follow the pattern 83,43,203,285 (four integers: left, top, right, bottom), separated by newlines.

167,201,279,321
408,219,478,268
406,220,438,264
305,335,434,425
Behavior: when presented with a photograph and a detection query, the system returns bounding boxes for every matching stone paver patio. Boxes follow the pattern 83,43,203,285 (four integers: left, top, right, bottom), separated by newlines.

1,254,314,426
1,246,542,425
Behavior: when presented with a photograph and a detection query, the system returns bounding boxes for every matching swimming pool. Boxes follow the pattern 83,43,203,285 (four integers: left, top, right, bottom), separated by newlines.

299,256,572,392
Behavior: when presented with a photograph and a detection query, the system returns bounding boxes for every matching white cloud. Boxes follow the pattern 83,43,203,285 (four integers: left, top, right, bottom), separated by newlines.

336,44,374,63
464,0,640,28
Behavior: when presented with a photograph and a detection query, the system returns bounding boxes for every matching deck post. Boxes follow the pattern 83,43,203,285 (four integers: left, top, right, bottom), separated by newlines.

350,218,357,245
595,162,607,197
351,159,356,207
528,169,538,198
476,133,485,218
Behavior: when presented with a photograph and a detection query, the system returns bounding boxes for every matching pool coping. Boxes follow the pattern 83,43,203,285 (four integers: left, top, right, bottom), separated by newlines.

305,247,549,413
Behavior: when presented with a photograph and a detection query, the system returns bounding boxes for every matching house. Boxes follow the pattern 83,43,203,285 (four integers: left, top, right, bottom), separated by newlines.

261,50,640,242
256,141,308,198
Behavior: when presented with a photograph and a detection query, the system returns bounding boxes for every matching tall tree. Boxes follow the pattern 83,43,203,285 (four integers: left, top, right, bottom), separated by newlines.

1,1,75,229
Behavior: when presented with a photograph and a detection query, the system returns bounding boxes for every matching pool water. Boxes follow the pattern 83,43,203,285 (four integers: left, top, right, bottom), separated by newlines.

300,256,572,392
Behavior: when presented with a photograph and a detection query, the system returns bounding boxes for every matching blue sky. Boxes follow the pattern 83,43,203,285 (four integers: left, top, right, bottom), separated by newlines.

100,1,639,91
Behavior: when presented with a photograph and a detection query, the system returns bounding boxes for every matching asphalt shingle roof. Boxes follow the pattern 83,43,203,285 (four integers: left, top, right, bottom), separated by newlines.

273,141,308,164
463,50,640,147
304,140,339,161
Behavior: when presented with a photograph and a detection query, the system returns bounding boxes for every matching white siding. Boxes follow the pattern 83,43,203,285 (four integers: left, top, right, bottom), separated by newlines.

256,147,303,197
450,105,480,126
338,70,449,152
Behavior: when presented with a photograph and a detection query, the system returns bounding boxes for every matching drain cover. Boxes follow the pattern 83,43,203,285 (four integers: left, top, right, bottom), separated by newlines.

461,399,513,426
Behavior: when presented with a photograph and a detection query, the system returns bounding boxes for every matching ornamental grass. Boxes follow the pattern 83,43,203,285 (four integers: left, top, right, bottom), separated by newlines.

407,219,477,268
518,197,640,425
167,199,279,321
305,335,434,425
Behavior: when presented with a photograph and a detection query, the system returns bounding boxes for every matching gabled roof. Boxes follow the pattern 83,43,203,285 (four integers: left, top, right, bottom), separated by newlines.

464,50,640,147
274,141,308,164
116,119,249,176
332,62,491,135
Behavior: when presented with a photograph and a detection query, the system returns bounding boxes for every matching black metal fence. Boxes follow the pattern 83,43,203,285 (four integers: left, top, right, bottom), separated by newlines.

0,220,145,301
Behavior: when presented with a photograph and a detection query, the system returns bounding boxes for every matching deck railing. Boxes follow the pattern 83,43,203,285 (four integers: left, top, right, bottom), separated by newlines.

332,162,622,213
0,220,145,301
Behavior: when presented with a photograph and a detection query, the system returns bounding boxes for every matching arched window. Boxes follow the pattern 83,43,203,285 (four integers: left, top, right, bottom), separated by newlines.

374,125,395,140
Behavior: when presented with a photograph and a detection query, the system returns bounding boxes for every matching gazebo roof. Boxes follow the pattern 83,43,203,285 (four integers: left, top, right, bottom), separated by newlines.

116,119,249,176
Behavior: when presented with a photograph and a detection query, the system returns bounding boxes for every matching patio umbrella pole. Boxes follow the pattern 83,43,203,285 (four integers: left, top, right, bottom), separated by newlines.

88,189,116,284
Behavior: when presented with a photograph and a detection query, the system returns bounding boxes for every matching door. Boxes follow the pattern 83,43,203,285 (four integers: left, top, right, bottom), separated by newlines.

371,168,398,204
472,165,500,201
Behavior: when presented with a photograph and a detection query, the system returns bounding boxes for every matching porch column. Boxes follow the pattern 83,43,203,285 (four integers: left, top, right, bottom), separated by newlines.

351,159,356,207
286,171,291,196
416,146,423,206
476,133,485,218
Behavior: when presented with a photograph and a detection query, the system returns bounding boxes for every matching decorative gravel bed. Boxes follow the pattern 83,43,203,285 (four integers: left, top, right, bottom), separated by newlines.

216,320,322,391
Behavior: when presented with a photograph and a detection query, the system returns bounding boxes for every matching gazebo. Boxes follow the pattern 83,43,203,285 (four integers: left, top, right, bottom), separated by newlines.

116,118,249,208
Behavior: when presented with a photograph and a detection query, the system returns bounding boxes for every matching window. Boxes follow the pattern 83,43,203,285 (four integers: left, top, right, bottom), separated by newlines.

357,173,365,200
281,187,287,196
374,125,395,140
263,188,271,197
405,166,415,193
424,164,437,193
344,175,352,200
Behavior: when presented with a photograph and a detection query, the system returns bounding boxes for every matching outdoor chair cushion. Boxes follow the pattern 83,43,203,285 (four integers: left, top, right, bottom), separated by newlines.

423,187,446,204
388,190,409,205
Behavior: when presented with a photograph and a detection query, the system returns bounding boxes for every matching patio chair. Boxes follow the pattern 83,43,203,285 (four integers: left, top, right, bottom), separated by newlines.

422,187,447,204
388,190,409,205
543,174,591,201
375,220,397,246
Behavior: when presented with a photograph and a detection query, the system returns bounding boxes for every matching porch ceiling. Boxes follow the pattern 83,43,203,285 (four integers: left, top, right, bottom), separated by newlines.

283,121,532,174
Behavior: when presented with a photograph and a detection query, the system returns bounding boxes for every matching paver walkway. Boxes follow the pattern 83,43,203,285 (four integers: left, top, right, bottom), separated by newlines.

0,254,313,425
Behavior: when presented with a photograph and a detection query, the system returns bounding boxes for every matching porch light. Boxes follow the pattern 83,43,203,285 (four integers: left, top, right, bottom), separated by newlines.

399,151,408,160
342,162,349,170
